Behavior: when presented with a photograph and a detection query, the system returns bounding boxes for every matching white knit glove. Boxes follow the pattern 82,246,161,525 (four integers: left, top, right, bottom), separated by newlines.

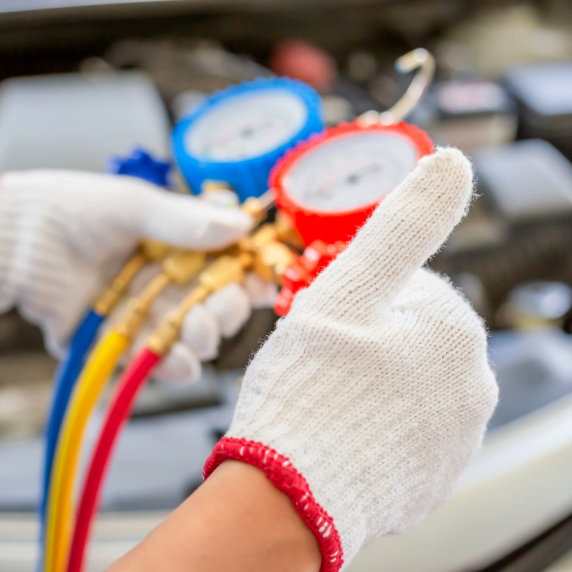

204,148,498,572
0,170,253,359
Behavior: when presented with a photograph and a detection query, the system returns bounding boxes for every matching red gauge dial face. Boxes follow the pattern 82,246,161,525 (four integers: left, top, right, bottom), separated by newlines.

271,121,433,245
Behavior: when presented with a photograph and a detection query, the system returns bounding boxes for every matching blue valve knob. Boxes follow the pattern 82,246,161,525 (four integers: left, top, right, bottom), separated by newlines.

107,148,172,187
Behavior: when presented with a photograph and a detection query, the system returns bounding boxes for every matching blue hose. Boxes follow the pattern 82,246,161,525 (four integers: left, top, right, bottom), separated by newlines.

39,310,104,522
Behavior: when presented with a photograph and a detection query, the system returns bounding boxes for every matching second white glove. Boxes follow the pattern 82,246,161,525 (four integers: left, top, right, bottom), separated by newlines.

0,170,253,357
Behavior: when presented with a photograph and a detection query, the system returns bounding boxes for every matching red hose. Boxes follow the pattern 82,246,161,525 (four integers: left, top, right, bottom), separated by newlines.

67,347,161,572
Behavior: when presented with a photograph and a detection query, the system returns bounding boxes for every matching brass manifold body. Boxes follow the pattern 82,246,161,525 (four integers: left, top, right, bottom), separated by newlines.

147,222,298,356
92,186,300,358
92,239,172,317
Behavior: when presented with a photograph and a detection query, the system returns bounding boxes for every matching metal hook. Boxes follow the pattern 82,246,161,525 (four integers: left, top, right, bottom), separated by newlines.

358,48,435,127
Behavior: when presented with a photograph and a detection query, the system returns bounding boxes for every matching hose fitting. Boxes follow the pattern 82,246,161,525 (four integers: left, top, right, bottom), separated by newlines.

93,240,173,317
147,253,252,356
93,252,148,316
114,251,206,339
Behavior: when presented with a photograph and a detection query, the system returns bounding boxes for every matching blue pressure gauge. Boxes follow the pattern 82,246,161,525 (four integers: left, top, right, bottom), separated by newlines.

172,78,324,202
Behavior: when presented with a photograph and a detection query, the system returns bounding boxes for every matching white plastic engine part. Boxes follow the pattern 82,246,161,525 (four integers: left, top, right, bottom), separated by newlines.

0,72,170,172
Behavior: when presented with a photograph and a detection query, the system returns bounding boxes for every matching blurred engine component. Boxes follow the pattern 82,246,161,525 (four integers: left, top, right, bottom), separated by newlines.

475,140,572,223
488,328,572,430
0,310,43,355
451,272,491,324
346,51,378,84
0,309,50,441
332,76,382,119
0,72,170,172
507,62,572,161
320,94,354,125
106,39,272,104
0,351,55,441
414,79,517,154
269,39,338,94
498,281,572,331
171,90,207,121
432,140,572,317
368,68,414,115
441,4,572,77
434,221,572,323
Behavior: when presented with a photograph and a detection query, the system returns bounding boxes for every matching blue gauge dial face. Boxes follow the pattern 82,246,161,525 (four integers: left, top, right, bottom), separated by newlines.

185,90,308,161
283,131,418,212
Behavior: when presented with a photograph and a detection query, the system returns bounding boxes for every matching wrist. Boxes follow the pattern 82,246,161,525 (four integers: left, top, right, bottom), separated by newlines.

208,460,321,572
108,459,320,572
204,437,343,572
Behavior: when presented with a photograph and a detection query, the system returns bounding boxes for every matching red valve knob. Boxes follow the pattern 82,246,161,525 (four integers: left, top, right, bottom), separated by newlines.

282,260,312,293
275,240,347,316
274,287,296,317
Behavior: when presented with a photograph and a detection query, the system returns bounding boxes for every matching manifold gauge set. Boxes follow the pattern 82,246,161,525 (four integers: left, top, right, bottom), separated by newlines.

40,48,435,572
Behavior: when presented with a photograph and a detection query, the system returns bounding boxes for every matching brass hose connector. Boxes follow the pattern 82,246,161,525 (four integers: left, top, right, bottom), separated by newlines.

253,241,297,285
238,223,298,285
147,252,252,356
162,250,207,285
93,240,172,317
141,239,172,262
146,222,297,356
93,251,148,317
275,211,305,250
241,189,275,220
114,250,206,340
238,223,279,253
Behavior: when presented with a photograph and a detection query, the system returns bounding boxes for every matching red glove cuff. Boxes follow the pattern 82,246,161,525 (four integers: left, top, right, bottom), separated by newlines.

204,437,343,572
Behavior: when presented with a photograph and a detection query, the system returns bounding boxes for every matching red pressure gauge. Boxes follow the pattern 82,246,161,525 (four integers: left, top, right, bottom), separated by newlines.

270,120,433,246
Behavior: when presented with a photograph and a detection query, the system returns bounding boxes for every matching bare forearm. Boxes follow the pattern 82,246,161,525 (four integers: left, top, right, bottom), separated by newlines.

107,460,321,572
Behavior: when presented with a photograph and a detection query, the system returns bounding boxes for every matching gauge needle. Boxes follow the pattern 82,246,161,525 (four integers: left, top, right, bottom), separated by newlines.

216,118,276,148
317,163,382,198
241,118,275,139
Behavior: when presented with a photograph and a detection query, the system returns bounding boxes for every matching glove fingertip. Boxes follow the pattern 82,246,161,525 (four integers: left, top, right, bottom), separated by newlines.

153,343,202,386
205,283,251,338
244,272,278,309
181,304,220,361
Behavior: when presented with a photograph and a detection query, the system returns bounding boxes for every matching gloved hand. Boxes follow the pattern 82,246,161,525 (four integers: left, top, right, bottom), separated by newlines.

0,170,254,359
204,148,498,571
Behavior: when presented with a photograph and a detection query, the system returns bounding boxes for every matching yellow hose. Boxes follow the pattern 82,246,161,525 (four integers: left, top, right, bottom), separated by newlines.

44,331,129,572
